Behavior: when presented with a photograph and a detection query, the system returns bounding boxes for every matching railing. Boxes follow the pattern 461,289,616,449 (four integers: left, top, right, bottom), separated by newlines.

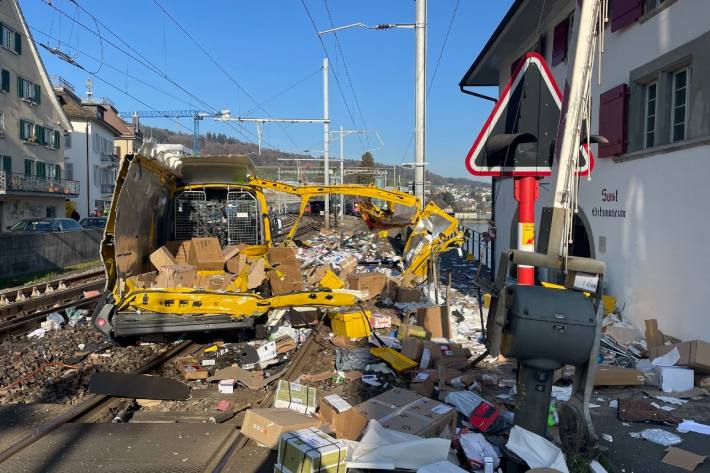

51,75,75,91
100,153,118,163
459,224,494,280
0,171,80,196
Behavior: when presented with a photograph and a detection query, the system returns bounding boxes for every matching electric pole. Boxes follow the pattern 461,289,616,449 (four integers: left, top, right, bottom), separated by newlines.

323,57,330,229
415,0,427,209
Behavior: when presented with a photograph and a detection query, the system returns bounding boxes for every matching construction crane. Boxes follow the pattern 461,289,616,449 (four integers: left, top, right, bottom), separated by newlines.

118,110,228,155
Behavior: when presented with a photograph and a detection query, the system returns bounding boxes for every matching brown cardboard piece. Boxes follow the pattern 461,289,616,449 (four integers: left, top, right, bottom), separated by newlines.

269,270,306,295
175,357,208,380
193,272,231,291
288,308,321,327
347,272,387,299
318,396,354,439
416,306,450,339
654,341,710,375
661,447,707,472
423,341,470,370
306,264,334,286
125,272,157,289
188,237,224,270
268,247,299,264
226,254,247,274
349,388,457,440
209,365,264,389
401,336,424,361
338,255,358,278
247,258,266,289
150,246,177,270
155,264,196,288
166,240,192,265
396,285,423,303
222,244,246,262
241,408,320,449
593,365,645,386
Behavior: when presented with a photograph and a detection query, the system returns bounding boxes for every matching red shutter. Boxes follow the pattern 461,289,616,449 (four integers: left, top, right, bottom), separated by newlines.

610,0,643,32
551,18,569,66
598,84,629,157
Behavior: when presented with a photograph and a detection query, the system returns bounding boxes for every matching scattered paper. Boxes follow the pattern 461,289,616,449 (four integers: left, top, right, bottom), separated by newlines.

590,460,609,473
652,347,680,367
650,402,675,412
653,395,688,405
677,420,710,436
602,433,613,443
630,428,682,446
506,425,569,473
551,385,572,402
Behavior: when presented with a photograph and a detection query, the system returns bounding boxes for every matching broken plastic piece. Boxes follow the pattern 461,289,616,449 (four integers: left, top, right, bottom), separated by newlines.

370,347,417,372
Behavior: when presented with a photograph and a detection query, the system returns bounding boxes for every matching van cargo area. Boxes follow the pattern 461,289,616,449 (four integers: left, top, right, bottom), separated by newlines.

92,144,462,344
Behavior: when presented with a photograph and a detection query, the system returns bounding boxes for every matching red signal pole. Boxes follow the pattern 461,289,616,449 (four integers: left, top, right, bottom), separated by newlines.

514,176,539,285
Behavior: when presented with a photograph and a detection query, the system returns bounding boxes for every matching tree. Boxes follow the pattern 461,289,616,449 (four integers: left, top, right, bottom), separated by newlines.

359,152,375,185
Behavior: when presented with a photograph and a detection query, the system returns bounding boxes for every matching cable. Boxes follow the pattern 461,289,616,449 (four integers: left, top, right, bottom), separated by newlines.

300,0,361,142
241,69,321,118
322,0,368,150
37,0,264,146
428,0,460,95
151,0,300,150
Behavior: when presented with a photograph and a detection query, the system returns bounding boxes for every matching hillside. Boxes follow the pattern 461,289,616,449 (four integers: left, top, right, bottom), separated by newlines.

142,125,489,189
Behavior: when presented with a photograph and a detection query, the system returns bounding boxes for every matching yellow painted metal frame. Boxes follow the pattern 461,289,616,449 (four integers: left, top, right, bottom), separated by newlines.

116,288,357,317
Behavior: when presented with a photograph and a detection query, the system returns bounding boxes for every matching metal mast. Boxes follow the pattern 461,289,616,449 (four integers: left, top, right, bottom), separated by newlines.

414,0,427,209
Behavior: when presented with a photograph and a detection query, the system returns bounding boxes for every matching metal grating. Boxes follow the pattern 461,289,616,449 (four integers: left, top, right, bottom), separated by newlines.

175,190,207,241
226,190,260,245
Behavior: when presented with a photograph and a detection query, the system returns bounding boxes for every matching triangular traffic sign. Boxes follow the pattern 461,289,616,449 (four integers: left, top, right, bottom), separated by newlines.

465,52,593,177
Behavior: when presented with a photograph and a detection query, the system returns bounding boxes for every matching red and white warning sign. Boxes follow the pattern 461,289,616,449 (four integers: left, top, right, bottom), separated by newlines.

464,52,593,177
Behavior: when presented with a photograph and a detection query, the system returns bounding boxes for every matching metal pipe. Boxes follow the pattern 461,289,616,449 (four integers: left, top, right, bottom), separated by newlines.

414,0,426,209
323,57,330,229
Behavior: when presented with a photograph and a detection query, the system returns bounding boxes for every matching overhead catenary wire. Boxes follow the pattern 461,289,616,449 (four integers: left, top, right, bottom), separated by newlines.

322,0,368,151
37,0,268,147
300,0,362,146
151,0,301,150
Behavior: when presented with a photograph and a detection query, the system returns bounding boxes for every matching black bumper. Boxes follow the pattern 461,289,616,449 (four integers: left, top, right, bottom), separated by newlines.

112,312,255,337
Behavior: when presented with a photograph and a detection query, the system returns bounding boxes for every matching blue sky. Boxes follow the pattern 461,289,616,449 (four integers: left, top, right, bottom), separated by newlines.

19,0,512,180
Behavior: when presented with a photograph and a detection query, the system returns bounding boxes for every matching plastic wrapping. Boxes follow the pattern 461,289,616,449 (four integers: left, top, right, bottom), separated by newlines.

630,428,682,446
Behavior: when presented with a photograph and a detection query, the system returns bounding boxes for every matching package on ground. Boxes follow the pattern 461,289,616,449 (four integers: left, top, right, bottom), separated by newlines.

175,356,208,380
416,306,450,339
594,365,645,386
410,371,436,397
401,336,425,361
337,255,358,278
218,378,235,394
289,307,321,328
396,285,423,303
654,341,710,375
347,272,387,299
657,366,695,393
149,245,178,270
347,388,457,440
274,380,317,414
445,391,503,433
268,247,300,264
329,311,371,338
318,395,355,439
193,272,233,291
165,240,192,264
369,313,392,329
241,408,321,449
457,431,500,470
306,264,334,286
269,270,306,295
398,323,429,341
155,264,197,288
125,272,157,289
277,428,347,473
422,341,470,370
188,237,224,270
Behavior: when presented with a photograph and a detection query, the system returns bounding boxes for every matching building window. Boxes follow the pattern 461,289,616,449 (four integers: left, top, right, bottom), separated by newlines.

671,68,689,142
18,77,40,104
24,158,33,176
0,111,4,136
65,133,72,149
46,206,56,218
644,0,670,15
0,22,20,53
19,119,34,142
644,82,657,148
65,162,73,180
1,68,9,92
35,162,46,179
2,155,10,174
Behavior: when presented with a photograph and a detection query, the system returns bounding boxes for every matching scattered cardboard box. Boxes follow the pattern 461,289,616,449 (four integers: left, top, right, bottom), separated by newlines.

410,371,436,397
655,341,710,375
269,271,306,295
189,237,224,270
401,336,424,361
209,365,265,390
347,272,387,299
416,306,450,339
247,258,267,289
338,256,357,278
218,379,236,394
274,380,317,414
166,240,192,265
155,264,196,288
396,285,422,303
241,408,320,449
319,395,354,439
125,272,157,289
288,307,321,327
657,366,695,393
661,447,707,472
175,357,208,380
276,428,347,473
397,323,429,341
226,254,247,274
594,365,645,386
306,264,334,285
150,246,177,270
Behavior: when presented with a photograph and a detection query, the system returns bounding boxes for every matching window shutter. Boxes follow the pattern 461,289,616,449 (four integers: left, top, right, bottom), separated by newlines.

14,32,21,54
551,17,570,66
19,119,26,140
598,84,629,157
34,123,41,143
54,130,60,149
610,0,643,32
1,69,8,92
34,83,41,103
2,156,11,173
24,159,32,176
17,76,22,98
55,164,61,180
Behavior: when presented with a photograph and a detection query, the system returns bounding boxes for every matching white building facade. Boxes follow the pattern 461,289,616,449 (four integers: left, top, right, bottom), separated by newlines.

461,0,710,340
55,86,120,218
0,0,76,228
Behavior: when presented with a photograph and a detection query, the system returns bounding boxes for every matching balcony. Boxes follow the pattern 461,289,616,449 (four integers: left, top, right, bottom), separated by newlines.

101,183,115,194
100,153,118,163
0,171,80,197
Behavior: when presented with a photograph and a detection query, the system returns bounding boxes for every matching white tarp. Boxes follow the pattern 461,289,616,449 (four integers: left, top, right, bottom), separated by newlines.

506,425,569,473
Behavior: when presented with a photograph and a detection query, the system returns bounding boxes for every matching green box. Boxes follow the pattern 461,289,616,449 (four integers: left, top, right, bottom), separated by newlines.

274,380,317,414
276,428,347,473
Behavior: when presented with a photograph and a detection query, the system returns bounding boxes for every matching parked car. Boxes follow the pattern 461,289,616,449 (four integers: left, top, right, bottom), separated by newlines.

7,218,83,233
80,217,107,229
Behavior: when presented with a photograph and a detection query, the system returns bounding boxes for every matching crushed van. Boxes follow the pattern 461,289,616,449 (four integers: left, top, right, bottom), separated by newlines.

92,143,462,344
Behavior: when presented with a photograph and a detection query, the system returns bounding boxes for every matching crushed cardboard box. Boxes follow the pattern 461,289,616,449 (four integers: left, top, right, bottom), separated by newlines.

241,408,320,449
150,246,177,270
189,237,224,270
